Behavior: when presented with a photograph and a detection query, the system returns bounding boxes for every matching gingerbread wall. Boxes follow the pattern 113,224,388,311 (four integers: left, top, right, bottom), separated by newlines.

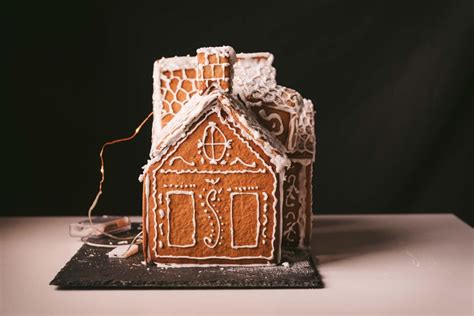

143,111,281,264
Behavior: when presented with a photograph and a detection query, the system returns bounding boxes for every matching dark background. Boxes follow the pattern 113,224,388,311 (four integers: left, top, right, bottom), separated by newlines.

4,1,473,225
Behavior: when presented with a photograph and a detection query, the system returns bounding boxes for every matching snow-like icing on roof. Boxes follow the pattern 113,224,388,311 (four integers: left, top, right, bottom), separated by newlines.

197,46,236,59
233,53,316,159
154,55,196,72
149,46,315,162
141,88,290,178
233,52,277,94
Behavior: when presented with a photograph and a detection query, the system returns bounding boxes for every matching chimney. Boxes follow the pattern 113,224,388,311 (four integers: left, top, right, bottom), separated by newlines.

196,46,236,94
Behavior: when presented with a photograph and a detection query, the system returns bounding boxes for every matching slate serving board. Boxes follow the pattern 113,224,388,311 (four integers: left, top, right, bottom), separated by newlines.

50,225,323,289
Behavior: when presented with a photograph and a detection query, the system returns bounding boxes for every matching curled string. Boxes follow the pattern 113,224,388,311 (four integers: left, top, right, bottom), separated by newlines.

87,112,153,242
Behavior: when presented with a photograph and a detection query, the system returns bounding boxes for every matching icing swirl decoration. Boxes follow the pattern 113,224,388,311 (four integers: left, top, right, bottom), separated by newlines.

258,109,284,136
283,212,298,242
203,189,221,248
285,175,299,207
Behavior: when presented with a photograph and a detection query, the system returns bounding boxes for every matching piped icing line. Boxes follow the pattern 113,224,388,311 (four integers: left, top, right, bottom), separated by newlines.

168,156,195,166
144,174,151,261
154,255,274,260
229,157,257,168
262,203,269,226
155,262,276,268
158,193,163,204
152,166,159,258
205,178,220,185
285,174,299,207
158,223,164,236
159,169,266,174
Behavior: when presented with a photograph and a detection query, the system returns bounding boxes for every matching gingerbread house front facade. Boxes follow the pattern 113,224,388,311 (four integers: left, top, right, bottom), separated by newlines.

141,46,316,266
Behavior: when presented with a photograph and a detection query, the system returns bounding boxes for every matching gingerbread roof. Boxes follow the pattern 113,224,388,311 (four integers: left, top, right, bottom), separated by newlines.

149,46,315,167
140,88,291,178
233,55,316,160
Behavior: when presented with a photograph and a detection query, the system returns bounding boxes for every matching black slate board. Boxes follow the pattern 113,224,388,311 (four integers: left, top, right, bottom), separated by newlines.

50,226,323,289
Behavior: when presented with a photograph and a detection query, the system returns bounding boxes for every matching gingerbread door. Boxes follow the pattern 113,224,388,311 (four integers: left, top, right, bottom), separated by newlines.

144,111,281,264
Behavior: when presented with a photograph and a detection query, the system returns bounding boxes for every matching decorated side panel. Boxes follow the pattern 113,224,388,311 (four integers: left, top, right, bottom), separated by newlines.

282,160,312,249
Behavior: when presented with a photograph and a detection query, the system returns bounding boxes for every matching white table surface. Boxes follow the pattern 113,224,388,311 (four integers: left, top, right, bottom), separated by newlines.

0,214,472,316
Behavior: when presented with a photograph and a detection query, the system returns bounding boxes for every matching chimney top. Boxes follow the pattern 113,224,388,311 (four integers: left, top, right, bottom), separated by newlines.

196,46,236,94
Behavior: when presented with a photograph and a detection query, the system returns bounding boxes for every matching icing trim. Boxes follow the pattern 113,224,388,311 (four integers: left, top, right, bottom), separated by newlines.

144,174,151,261
169,156,195,167
155,262,276,268
229,157,257,168
159,169,266,174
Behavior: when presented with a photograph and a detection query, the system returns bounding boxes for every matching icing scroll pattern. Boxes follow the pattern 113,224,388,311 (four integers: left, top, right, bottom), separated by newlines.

257,109,285,136
203,189,222,249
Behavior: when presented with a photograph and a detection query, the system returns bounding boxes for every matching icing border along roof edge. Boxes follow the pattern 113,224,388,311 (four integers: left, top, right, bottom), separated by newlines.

196,46,236,57
140,91,290,179
153,55,196,73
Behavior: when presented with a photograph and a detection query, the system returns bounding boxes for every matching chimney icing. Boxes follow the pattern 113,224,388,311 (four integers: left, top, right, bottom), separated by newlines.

196,46,236,94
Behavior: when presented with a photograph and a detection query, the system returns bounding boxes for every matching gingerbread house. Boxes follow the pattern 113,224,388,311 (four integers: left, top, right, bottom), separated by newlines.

140,46,316,265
